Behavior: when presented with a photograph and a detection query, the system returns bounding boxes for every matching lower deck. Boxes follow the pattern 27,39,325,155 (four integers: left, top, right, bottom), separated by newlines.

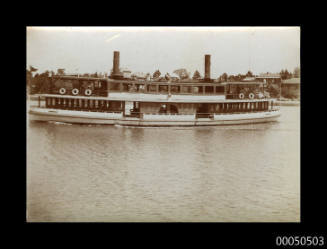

40,96,276,117
29,96,280,126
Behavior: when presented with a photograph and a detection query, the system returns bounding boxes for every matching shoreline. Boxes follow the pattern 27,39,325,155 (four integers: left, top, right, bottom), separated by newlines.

275,100,300,106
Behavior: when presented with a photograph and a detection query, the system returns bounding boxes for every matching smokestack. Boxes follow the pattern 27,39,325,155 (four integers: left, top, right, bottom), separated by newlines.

204,54,211,81
113,51,120,76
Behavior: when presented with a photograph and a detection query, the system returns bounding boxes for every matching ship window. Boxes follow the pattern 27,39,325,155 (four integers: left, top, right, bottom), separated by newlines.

136,84,145,92
148,84,157,92
215,104,220,112
193,87,199,94
109,82,120,91
205,86,214,94
159,85,168,93
159,104,167,113
169,105,178,114
171,86,180,93
181,86,191,93
122,83,129,92
215,86,224,93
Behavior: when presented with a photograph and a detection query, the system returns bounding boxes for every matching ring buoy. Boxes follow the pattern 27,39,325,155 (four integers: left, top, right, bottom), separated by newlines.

248,92,255,99
59,88,66,95
239,93,245,99
72,88,79,95
85,89,92,96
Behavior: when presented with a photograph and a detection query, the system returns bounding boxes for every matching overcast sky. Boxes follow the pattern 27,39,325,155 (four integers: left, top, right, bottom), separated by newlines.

27,27,300,78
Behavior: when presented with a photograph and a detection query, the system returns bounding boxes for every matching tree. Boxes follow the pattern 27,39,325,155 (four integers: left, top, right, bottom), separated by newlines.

91,72,98,77
165,72,171,81
57,68,65,75
26,69,32,86
246,70,253,77
218,73,228,82
228,75,236,82
153,70,161,78
29,65,38,72
192,70,201,80
293,67,300,78
280,69,290,80
173,68,190,80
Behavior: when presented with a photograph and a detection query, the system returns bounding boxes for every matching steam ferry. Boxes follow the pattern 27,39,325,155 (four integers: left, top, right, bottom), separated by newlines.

28,51,280,126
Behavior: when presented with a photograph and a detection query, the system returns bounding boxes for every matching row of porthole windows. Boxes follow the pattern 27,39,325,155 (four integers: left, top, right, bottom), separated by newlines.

45,97,122,111
204,102,270,113
219,102,269,111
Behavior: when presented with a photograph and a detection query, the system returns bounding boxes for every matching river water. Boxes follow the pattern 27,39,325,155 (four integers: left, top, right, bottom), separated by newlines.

27,106,300,222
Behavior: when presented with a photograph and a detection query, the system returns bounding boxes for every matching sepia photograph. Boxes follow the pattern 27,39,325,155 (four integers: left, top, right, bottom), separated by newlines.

26,26,300,222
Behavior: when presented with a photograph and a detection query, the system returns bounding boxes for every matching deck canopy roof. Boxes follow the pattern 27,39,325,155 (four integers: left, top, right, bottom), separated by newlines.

256,73,281,78
108,79,225,86
52,76,265,87
224,81,265,85
52,75,107,81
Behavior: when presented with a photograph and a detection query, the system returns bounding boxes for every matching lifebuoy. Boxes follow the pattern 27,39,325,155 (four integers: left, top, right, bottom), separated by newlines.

248,92,255,99
85,89,92,96
239,93,245,99
59,88,66,95
72,88,79,95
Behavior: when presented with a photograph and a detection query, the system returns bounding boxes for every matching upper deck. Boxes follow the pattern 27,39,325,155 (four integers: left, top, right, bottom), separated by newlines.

46,75,267,101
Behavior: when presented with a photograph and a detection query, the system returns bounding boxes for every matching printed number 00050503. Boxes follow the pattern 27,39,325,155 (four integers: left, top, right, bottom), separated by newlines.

276,236,325,247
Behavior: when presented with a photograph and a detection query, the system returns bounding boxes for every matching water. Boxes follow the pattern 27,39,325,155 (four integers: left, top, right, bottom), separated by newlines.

27,106,300,222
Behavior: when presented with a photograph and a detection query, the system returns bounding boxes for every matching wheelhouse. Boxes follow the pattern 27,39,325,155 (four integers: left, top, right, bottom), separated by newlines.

49,76,108,97
225,82,266,100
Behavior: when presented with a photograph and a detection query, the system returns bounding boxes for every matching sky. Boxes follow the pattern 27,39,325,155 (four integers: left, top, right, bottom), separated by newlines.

26,27,300,78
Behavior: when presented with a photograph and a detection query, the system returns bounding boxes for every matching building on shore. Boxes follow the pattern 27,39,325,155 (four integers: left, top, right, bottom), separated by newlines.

281,78,300,99
255,73,282,84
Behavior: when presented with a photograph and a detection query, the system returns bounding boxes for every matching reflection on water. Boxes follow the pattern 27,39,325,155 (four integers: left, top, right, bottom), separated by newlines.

27,106,300,222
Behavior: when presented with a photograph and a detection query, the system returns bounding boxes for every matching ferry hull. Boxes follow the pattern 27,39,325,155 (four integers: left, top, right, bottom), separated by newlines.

29,107,280,126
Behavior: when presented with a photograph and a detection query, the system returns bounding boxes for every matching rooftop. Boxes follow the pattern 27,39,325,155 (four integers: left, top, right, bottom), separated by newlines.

256,73,281,78
282,78,300,84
